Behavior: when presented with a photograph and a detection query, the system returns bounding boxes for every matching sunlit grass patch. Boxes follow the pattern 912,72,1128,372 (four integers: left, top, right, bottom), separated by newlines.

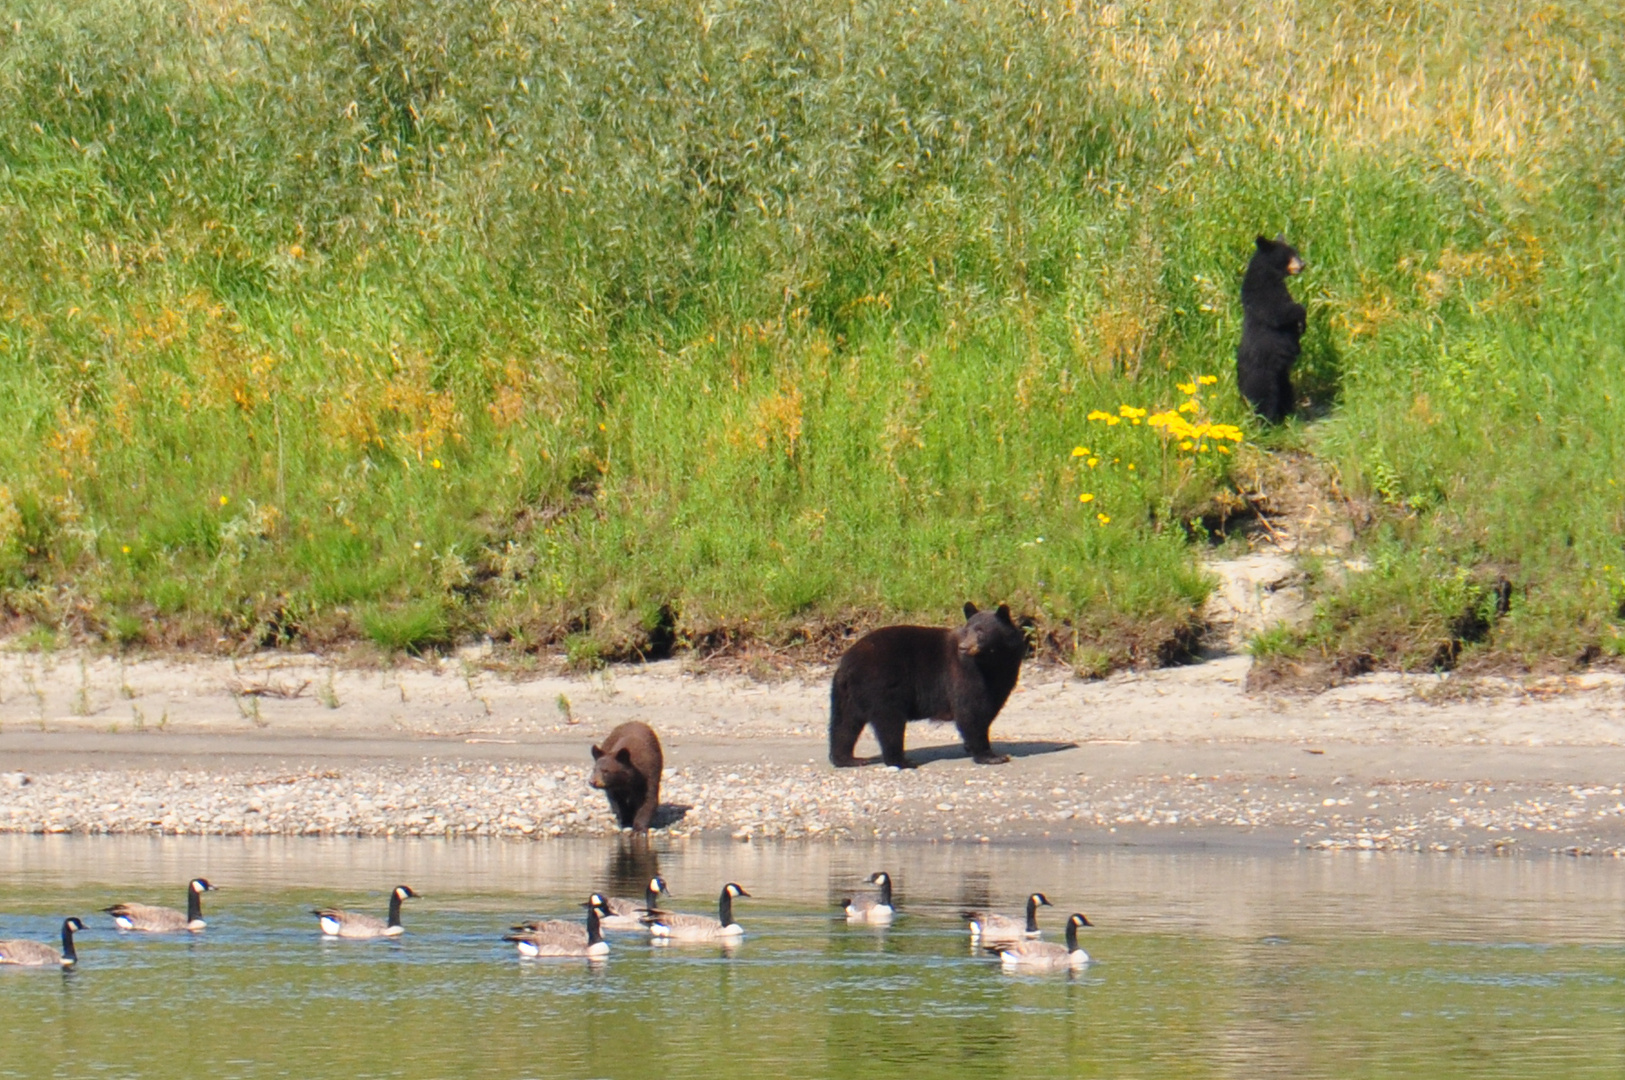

0,0,1619,671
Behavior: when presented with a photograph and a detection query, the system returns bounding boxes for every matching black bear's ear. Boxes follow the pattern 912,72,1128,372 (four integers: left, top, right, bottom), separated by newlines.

996,603,1013,623
1274,232,1287,243
615,747,634,766
963,601,979,619
590,745,605,760
1255,234,1272,250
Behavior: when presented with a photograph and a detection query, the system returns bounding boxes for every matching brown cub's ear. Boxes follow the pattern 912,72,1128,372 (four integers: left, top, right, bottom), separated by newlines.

590,745,605,760
996,603,1013,623
963,601,979,619
615,747,634,766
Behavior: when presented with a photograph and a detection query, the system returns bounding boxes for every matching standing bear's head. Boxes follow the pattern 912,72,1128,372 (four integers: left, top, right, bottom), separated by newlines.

956,602,1028,666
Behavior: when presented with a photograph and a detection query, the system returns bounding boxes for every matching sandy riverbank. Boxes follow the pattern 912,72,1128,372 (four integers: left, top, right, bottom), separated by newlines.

4,650,1625,854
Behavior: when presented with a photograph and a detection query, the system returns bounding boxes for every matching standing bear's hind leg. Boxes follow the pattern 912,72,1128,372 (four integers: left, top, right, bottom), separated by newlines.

829,689,866,768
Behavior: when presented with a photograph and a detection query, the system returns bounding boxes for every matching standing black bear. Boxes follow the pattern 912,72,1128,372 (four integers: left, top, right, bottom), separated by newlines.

829,603,1027,769
1236,234,1307,423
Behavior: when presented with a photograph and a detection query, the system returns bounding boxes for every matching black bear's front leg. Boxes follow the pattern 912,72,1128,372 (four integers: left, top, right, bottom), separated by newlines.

957,719,1010,765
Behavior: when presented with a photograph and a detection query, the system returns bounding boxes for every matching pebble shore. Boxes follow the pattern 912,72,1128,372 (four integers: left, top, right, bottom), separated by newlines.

6,760,1625,856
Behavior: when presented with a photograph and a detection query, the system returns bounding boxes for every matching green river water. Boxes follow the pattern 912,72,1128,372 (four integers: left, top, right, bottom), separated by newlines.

2,836,1624,1078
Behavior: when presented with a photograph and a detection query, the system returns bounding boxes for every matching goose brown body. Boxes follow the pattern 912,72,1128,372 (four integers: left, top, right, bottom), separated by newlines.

105,878,215,933
313,885,417,939
965,892,1051,946
995,913,1093,970
0,918,86,967
645,883,750,942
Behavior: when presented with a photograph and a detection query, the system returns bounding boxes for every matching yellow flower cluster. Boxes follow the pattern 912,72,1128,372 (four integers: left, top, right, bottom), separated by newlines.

1070,376,1242,522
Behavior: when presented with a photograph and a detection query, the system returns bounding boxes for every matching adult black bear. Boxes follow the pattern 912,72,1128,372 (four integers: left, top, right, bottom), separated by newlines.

590,721,663,833
1236,234,1307,423
829,603,1027,769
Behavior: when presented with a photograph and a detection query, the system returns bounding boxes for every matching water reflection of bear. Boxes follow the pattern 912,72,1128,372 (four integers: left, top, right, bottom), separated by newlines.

602,836,661,912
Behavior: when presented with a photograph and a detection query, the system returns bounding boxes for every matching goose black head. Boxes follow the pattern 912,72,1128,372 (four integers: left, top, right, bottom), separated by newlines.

190,878,216,893
722,882,750,899
868,872,890,886
1069,913,1093,929
1029,893,1052,908
393,886,419,901
64,917,86,934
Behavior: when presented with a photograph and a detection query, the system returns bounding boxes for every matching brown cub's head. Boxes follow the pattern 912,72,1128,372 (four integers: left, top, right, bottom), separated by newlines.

589,744,638,789
957,602,1028,660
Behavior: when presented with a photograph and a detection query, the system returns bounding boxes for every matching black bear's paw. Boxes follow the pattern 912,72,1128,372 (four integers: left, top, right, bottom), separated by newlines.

831,755,865,769
972,751,1012,765
882,758,919,770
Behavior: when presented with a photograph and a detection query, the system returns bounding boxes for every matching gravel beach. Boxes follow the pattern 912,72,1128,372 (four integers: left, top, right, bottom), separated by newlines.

5,650,1625,855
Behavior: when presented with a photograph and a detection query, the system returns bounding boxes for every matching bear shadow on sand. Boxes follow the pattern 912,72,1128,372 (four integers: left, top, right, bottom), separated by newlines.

846,738,1078,768
649,803,691,829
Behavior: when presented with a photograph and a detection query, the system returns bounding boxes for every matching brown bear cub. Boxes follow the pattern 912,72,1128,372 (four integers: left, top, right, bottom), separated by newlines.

829,603,1028,769
589,721,663,833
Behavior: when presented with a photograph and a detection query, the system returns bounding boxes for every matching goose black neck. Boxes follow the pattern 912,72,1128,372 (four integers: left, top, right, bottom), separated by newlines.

186,887,203,924
1065,918,1079,953
717,888,734,927
387,893,404,929
877,876,892,907
1024,897,1040,933
585,904,603,946
60,921,78,965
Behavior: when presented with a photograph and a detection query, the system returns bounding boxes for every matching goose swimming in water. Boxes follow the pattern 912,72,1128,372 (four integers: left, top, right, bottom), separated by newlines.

964,892,1051,946
644,882,750,942
841,871,895,924
0,918,86,968
504,896,610,959
600,876,669,931
992,912,1093,971
312,885,418,939
105,878,216,933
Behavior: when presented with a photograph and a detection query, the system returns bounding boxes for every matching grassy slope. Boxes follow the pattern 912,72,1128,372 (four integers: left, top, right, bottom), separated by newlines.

0,0,1619,670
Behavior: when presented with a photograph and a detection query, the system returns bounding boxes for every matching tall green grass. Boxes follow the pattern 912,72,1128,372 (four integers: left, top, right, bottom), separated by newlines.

0,0,1620,669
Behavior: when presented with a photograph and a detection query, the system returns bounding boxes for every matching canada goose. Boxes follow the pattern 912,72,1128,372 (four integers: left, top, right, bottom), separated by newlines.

841,871,895,924
644,882,749,941
312,885,418,938
994,913,1093,970
105,878,216,933
504,895,610,958
600,876,668,931
964,892,1051,945
510,892,613,944
0,918,86,967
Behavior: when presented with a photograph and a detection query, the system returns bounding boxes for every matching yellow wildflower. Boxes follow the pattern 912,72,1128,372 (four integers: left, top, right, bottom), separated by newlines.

1072,446,1089,457
1176,382,1196,395
1087,457,1099,468
1096,513,1110,525
1078,493,1095,503
1198,375,1218,385
121,545,131,554
1127,463,1135,470
431,458,443,469
1180,440,1193,450
218,495,229,506
1087,410,1113,422
1178,399,1199,414
1118,405,1147,419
